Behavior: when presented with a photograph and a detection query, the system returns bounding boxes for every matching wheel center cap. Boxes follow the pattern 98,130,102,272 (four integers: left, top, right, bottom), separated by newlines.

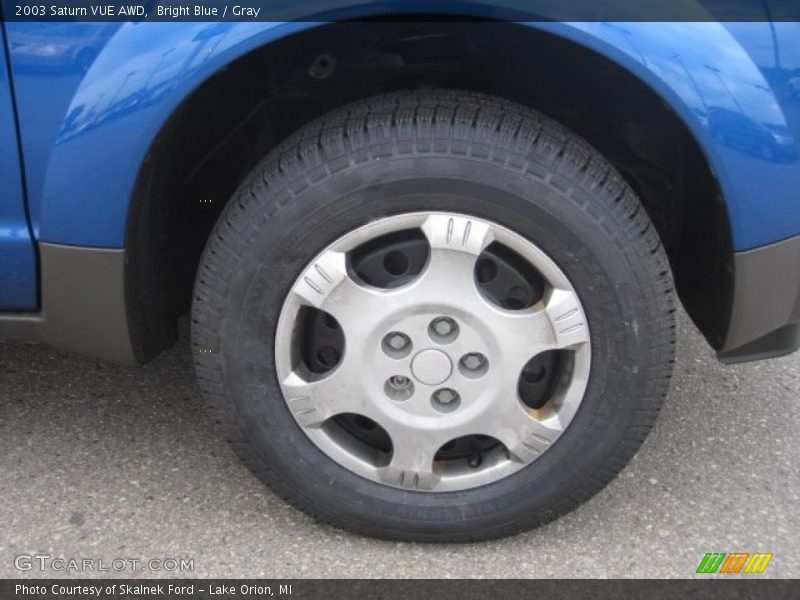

411,349,453,385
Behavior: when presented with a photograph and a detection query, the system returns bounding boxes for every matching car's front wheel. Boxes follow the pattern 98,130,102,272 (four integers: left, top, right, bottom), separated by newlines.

192,90,675,541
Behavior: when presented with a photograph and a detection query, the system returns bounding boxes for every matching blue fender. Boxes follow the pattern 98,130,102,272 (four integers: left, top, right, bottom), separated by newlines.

5,17,800,252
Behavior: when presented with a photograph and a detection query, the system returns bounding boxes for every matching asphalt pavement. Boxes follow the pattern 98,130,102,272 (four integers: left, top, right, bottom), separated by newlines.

1,310,797,578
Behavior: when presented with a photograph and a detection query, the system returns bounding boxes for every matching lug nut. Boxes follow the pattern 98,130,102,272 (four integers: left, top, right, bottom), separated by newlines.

432,318,454,336
385,375,414,401
458,352,488,379
389,375,411,390
388,334,408,350
435,389,457,404
468,451,482,468
429,317,459,343
461,353,485,371
382,332,412,358
431,388,461,414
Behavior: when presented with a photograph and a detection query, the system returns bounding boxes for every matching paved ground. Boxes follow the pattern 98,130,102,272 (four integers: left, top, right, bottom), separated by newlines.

0,310,797,579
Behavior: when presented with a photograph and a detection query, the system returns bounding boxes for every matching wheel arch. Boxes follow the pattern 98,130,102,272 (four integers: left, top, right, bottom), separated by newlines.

37,20,744,247
19,19,766,362
122,20,741,362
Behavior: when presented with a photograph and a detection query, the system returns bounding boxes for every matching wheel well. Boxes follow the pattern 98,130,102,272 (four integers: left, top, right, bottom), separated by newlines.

126,21,732,361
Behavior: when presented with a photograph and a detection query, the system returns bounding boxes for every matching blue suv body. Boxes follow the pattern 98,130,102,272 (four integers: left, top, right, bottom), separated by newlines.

2,14,799,363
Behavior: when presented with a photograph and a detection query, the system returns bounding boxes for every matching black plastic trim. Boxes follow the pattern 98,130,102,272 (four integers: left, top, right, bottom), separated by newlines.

718,234,800,363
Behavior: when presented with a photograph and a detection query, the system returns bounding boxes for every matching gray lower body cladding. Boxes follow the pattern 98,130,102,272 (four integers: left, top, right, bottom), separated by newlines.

1,235,799,366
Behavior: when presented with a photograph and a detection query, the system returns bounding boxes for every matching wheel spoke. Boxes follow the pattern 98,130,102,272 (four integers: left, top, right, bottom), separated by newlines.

289,249,389,332
421,213,495,257
378,427,442,490
488,399,564,464
281,360,366,428
486,287,588,371
414,214,495,299
545,288,590,349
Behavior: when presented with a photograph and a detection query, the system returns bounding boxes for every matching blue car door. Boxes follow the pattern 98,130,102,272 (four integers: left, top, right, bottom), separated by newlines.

0,23,37,309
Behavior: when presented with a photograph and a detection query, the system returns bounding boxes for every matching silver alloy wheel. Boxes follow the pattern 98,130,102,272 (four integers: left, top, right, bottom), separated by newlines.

275,213,591,492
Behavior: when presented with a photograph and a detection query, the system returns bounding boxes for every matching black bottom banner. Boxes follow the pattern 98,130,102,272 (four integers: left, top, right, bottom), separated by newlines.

1,579,798,600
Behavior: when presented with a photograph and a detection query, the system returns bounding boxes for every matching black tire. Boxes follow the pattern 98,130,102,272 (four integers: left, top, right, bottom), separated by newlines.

192,89,675,542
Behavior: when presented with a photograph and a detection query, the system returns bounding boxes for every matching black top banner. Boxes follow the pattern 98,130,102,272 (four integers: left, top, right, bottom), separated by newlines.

1,0,800,22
